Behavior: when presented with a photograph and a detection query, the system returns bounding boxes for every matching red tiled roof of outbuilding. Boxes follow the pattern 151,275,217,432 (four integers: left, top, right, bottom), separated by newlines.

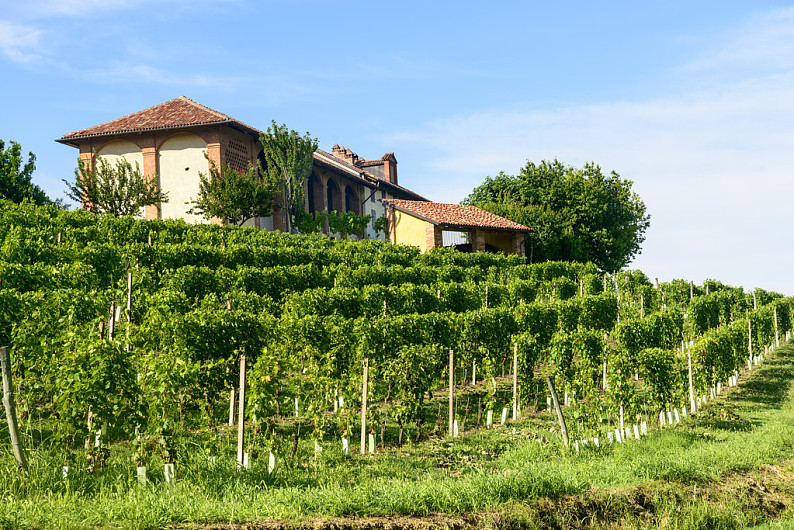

58,96,261,142
382,199,531,232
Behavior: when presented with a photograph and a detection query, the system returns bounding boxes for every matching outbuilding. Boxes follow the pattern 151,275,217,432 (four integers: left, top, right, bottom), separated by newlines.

381,199,530,256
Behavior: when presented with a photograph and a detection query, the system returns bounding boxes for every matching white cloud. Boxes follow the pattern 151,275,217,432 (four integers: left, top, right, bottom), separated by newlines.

686,7,794,75
388,10,794,294
18,0,238,17
83,61,244,90
31,0,133,16
0,20,42,63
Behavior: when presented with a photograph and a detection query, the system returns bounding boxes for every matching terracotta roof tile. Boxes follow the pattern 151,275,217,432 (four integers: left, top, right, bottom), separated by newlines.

314,149,428,201
382,199,531,232
59,96,261,140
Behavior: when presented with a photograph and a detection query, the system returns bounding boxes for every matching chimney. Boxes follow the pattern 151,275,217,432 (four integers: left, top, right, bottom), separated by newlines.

382,153,397,185
332,144,359,165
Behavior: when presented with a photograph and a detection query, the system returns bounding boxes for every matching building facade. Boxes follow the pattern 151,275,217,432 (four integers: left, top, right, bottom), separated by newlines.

57,96,425,239
58,96,530,254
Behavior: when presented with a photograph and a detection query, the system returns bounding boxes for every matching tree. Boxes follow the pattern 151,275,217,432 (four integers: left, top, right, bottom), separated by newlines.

188,159,282,226
259,121,318,233
463,160,649,271
0,139,52,205
64,156,167,217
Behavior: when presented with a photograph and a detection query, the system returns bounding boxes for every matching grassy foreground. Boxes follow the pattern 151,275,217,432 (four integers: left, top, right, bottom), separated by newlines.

3,345,794,529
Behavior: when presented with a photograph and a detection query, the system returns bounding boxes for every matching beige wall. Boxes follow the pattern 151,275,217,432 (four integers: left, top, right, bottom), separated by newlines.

364,188,415,241
96,139,144,170
484,231,515,254
392,209,430,251
96,140,145,218
158,133,207,223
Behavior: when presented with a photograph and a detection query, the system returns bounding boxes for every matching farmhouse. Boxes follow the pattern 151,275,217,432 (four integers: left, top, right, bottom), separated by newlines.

382,199,529,255
57,96,529,254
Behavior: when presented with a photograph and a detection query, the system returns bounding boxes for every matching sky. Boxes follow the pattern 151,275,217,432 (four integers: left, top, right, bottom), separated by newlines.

2,1,794,294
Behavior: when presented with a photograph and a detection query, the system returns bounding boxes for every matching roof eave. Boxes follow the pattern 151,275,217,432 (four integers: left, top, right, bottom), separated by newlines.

315,151,427,200
439,224,532,233
382,200,440,226
382,200,532,232
55,119,261,148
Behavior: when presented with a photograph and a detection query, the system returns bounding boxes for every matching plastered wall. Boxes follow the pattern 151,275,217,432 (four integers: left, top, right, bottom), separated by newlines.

392,209,429,250
158,133,207,223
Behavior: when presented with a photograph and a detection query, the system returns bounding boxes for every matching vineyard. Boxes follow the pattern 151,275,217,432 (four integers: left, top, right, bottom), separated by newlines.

1,199,794,529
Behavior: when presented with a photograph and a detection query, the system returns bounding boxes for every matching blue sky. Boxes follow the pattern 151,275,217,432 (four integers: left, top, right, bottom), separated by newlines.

3,1,794,293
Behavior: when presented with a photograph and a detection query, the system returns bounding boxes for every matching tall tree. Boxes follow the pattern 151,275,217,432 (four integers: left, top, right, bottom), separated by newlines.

0,139,52,205
463,160,650,271
188,159,283,226
259,122,318,233
63,156,167,217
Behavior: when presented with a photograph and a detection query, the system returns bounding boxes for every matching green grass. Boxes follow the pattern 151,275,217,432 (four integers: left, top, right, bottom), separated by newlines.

3,346,794,529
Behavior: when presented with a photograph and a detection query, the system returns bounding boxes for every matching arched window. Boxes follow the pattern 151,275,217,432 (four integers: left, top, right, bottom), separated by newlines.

307,173,323,214
326,179,341,213
344,185,359,214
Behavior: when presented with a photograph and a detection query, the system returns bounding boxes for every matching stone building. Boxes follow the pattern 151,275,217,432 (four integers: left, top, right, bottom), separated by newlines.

382,199,530,255
57,96,425,239
57,96,529,254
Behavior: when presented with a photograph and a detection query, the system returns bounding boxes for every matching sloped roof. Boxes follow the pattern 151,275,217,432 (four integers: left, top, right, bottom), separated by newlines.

57,96,261,144
382,199,531,232
56,96,429,201
314,149,427,201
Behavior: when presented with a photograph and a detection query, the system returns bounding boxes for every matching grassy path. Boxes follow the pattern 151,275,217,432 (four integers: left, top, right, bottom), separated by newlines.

3,344,794,529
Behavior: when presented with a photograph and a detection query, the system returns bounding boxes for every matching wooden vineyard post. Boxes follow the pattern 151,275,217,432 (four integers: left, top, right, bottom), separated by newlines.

748,319,753,368
753,290,757,310
640,292,644,319
228,388,235,426
108,301,116,340
602,360,608,391
447,350,454,436
545,374,569,450
682,344,695,412
472,360,476,385
361,357,369,455
689,281,693,300
603,332,609,391
236,355,246,469
1,347,26,471
126,272,132,352
512,343,518,421
775,306,779,347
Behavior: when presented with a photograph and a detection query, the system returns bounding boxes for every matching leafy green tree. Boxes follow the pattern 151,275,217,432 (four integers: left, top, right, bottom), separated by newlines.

259,121,318,233
188,159,282,226
0,139,52,205
64,156,167,217
463,160,649,271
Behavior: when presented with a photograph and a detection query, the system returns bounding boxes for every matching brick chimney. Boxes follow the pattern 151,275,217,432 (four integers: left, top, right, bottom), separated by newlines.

331,144,360,165
382,153,397,185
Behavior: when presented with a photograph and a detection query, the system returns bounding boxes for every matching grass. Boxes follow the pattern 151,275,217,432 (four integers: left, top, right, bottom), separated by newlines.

3,345,794,529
